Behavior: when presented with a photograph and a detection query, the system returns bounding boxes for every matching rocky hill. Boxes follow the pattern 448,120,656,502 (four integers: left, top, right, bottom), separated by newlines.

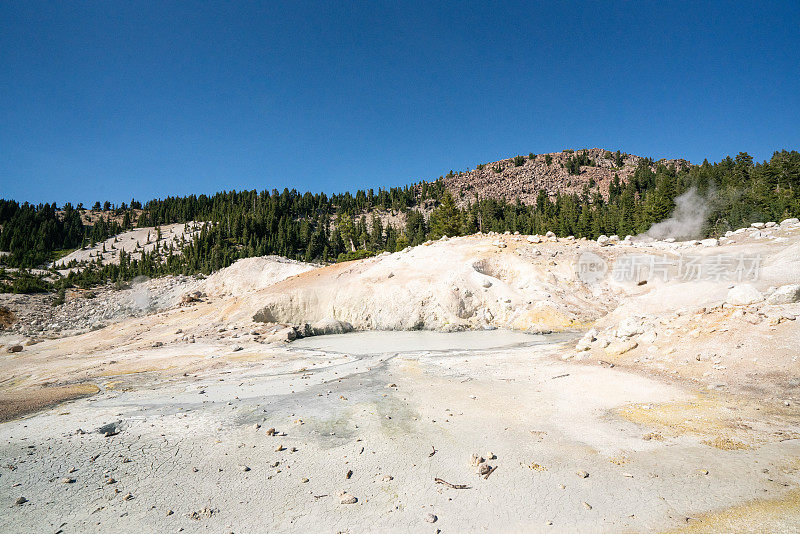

443,148,690,205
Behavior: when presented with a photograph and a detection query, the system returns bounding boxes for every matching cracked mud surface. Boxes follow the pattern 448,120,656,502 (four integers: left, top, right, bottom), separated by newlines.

2,331,799,533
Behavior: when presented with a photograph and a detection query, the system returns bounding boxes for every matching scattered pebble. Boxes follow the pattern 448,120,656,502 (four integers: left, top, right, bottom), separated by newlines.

577,471,589,478
582,501,592,510
339,492,358,504
15,497,27,505
425,513,437,523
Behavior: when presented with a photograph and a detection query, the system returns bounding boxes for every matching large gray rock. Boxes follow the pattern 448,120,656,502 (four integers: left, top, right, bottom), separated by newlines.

726,284,763,306
767,284,800,305
310,318,354,336
265,326,297,343
253,307,277,323
616,316,645,338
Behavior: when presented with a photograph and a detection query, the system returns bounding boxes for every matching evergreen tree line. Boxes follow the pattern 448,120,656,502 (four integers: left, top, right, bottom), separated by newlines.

1,150,798,293
0,201,125,267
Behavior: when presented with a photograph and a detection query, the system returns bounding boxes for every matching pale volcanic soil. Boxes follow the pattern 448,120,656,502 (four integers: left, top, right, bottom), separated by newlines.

1,222,800,533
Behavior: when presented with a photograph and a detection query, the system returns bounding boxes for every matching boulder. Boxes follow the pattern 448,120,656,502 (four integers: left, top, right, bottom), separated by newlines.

766,284,800,305
780,218,799,227
310,318,354,336
639,330,657,344
253,307,277,323
605,339,638,356
6,345,23,353
265,326,297,343
700,238,718,247
726,284,763,306
616,316,645,338
597,235,610,246
751,222,765,229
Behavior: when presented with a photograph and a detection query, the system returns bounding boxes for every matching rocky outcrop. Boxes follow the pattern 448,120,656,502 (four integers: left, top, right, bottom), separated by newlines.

443,148,690,206
767,284,800,305
249,234,617,332
310,318,354,336
726,285,764,306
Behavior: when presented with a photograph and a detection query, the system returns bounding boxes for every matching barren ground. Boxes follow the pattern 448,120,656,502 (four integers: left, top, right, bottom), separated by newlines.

1,222,799,533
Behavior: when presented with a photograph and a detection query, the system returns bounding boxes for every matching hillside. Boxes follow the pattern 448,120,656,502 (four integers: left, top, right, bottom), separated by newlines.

444,148,691,205
1,148,798,294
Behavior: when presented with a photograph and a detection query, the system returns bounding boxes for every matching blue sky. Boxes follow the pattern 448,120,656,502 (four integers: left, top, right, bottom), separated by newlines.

1,1,799,206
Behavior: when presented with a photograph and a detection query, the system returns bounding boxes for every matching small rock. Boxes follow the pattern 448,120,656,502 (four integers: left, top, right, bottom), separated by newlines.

61,477,76,484
15,497,27,505
339,492,358,504
239,465,250,472
576,471,589,478
6,345,23,353
477,463,492,475
470,454,485,466
275,444,285,452
425,513,438,523
122,493,134,501
582,501,592,510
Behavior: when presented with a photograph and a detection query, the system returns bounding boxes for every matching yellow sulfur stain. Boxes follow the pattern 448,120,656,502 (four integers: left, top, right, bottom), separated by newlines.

616,393,767,448
664,489,800,533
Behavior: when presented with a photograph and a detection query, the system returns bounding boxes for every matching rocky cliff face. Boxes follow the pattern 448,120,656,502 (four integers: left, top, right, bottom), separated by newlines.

443,148,690,205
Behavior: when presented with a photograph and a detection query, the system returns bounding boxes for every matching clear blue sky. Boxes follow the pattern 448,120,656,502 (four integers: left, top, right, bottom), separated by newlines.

2,1,799,206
